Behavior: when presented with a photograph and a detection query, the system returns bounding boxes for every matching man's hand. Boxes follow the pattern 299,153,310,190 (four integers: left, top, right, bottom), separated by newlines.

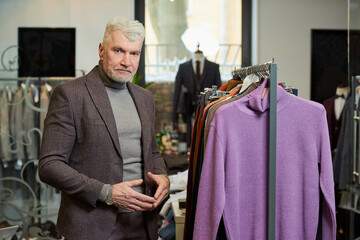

112,179,156,212
147,172,170,209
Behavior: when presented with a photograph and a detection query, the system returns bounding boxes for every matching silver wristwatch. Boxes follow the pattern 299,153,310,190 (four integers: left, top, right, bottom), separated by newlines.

105,185,114,205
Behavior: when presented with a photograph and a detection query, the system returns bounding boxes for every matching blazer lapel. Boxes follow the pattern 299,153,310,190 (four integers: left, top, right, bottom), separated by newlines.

85,67,122,157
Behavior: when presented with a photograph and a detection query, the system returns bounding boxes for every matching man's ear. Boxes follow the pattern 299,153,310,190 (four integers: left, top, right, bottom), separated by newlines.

98,43,104,60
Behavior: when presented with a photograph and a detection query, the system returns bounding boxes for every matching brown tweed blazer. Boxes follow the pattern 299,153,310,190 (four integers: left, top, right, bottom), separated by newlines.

39,66,167,240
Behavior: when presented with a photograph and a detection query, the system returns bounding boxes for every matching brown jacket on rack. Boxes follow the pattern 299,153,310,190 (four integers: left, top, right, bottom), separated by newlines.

39,66,167,240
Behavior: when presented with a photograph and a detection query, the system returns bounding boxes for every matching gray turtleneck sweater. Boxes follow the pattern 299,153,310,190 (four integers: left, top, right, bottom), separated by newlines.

97,63,143,208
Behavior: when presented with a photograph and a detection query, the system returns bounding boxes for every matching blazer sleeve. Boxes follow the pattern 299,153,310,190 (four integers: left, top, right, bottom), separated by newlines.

214,63,222,88
172,66,184,123
39,84,104,207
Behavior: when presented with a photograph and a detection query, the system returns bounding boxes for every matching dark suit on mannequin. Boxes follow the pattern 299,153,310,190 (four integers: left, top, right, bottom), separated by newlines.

172,58,221,147
39,66,167,240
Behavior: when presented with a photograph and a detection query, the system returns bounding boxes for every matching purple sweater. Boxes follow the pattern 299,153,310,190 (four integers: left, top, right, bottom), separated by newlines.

193,79,336,239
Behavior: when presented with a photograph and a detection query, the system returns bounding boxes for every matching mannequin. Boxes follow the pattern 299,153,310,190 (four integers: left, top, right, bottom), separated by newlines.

192,44,205,82
194,47,204,61
322,83,350,157
172,44,221,147
334,85,350,120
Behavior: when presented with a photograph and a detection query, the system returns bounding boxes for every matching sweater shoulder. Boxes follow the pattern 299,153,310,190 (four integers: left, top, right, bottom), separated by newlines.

292,96,326,113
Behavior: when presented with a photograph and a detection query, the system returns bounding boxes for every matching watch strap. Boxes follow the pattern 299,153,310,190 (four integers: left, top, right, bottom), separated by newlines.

105,185,114,205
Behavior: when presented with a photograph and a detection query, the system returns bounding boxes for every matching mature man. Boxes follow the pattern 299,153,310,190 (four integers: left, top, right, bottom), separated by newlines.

39,17,170,240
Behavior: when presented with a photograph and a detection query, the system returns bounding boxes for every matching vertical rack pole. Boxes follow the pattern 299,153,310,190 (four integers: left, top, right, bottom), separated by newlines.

352,76,359,184
268,62,277,240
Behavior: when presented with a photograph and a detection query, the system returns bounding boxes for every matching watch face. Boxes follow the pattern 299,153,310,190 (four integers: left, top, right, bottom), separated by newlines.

106,198,114,205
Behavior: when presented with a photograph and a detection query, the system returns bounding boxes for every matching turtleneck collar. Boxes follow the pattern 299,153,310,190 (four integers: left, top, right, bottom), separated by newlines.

97,60,127,90
237,78,292,116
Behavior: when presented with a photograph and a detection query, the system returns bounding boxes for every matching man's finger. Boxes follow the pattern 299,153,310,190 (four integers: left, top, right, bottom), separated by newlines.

127,179,143,187
134,198,155,210
132,191,156,203
153,190,169,208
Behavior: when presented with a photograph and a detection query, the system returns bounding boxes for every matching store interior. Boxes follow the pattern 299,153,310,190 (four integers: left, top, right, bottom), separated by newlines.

0,0,359,239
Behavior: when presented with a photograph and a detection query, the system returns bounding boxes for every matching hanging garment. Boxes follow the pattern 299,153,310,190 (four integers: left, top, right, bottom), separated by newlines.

193,79,336,240
184,83,258,239
323,91,350,157
225,79,242,91
40,84,51,133
190,85,241,180
10,85,25,161
23,85,38,160
0,87,12,162
172,58,222,147
333,97,354,190
183,93,210,240
203,82,259,145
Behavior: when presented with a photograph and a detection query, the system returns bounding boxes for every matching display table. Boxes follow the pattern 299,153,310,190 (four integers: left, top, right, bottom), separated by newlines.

162,153,188,175
171,200,185,240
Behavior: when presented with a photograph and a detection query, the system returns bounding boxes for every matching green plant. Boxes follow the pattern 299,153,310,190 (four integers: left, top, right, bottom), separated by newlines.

131,73,165,103
131,73,154,89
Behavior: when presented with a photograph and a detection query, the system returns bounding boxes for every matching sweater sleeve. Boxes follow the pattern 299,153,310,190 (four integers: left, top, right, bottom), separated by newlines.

193,124,225,239
319,107,337,240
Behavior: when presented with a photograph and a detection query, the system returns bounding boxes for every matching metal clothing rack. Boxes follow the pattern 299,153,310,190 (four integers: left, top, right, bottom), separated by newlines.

0,76,72,238
232,60,278,240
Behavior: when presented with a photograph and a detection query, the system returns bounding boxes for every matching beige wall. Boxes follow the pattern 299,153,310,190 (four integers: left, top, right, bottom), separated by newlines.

0,0,350,100
0,0,133,78
256,0,348,100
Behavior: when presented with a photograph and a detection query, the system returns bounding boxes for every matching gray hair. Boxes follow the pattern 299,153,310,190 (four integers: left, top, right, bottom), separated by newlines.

102,17,145,46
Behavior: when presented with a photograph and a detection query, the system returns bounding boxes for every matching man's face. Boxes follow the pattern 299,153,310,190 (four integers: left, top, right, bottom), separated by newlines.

99,30,143,83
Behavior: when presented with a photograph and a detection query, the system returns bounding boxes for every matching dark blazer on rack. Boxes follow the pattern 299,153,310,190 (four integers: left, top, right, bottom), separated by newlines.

172,58,222,124
39,66,167,240
322,95,348,156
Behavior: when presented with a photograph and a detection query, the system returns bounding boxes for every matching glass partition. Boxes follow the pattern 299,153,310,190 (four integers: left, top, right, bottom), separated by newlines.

341,1,360,239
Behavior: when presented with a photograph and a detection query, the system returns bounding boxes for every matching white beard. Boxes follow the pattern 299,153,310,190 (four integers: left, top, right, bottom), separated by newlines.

109,71,133,83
